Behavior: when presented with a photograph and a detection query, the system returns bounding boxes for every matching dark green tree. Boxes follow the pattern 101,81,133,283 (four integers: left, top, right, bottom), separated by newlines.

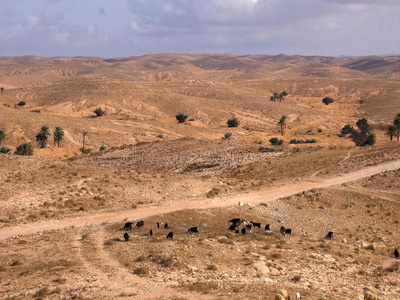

386,125,397,141
35,126,50,148
227,117,240,128
175,113,188,123
53,127,64,147
94,107,105,117
278,115,287,136
322,97,334,105
351,118,375,146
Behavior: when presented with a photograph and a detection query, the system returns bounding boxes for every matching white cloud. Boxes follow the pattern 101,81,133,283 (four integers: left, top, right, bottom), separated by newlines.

56,32,69,42
88,24,96,35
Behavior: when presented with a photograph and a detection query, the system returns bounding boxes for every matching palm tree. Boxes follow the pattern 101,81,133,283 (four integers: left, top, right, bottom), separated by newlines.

82,131,88,153
0,130,5,146
35,126,50,148
53,127,64,147
278,115,287,136
386,125,397,141
14,142,33,156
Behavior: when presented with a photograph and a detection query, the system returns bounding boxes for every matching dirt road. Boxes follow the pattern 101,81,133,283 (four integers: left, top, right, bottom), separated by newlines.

1,159,400,241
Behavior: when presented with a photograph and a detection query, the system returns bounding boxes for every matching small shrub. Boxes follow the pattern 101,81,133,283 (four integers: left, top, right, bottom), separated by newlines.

17,101,26,106
0,147,10,154
175,113,188,123
341,125,355,135
317,129,323,133
305,139,317,144
269,137,283,145
189,118,195,121
227,117,240,128
31,109,41,113
322,97,334,105
94,107,105,117
99,145,106,151
14,143,33,156
292,275,302,282
223,132,232,139
206,264,218,271
132,267,149,276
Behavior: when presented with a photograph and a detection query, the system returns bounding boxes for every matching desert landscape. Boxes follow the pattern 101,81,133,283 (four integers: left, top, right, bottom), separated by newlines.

1,54,400,299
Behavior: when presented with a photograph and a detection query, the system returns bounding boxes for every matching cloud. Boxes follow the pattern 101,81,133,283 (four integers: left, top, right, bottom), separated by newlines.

0,0,399,57
99,7,106,16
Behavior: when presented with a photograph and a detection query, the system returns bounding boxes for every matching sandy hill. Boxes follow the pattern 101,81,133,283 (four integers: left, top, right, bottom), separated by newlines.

1,54,400,299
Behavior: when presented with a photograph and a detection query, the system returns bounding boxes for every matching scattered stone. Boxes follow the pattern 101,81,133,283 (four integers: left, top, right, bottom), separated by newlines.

238,201,243,206
342,238,347,244
364,290,382,300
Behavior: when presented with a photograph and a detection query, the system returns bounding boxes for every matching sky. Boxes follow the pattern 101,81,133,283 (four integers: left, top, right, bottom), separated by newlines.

0,0,399,58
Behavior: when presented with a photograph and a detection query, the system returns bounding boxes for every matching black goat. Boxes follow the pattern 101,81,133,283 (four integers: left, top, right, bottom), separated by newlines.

164,223,169,229
123,232,129,241
265,224,270,231
188,227,199,234
326,231,333,240
149,229,153,236
123,222,133,231
166,232,173,239
395,249,399,259
251,221,261,228
135,220,144,229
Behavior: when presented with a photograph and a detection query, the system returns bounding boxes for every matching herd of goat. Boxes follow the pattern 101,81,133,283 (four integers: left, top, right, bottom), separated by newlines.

121,218,399,259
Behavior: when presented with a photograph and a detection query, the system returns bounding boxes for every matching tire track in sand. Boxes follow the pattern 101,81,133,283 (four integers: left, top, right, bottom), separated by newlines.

1,159,400,241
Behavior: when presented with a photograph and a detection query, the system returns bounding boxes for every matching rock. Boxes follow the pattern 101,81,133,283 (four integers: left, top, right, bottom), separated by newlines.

238,201,243,206
270,268,280,276
342,238,347,244
275,295,285,300
367,243,376,250
253,261,270,275
280,290,290,299
364,290,382,300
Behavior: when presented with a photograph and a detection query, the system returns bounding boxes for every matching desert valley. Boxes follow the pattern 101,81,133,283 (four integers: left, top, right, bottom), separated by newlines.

0,53,400,299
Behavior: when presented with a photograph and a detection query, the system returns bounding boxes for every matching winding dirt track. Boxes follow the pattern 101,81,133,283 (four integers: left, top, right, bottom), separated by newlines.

1,159,400,242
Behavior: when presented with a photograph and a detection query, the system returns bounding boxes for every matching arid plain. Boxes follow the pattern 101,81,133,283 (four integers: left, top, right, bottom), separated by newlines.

0,54,400,299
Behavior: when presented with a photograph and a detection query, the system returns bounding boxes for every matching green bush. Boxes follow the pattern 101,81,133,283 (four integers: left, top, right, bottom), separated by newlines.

290,139,316,144
223,132,232,139
227,117,240,128
99,145,106,151
322,97,334,105
341,124,355,135
14,143,33,156
269,137,283,145
175,113,188,123
94,107,105,117
0,146,10,154
17,101,26,106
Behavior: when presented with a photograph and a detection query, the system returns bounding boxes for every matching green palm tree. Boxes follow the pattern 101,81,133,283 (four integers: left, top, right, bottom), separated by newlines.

0,130,5,146
386,125,397,141
15,143,33,156
278,115,287,136
53,127,64,147
35,126,50,148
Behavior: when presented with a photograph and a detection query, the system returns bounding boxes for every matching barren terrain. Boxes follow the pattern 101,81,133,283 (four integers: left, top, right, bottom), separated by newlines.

1,54,400,299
